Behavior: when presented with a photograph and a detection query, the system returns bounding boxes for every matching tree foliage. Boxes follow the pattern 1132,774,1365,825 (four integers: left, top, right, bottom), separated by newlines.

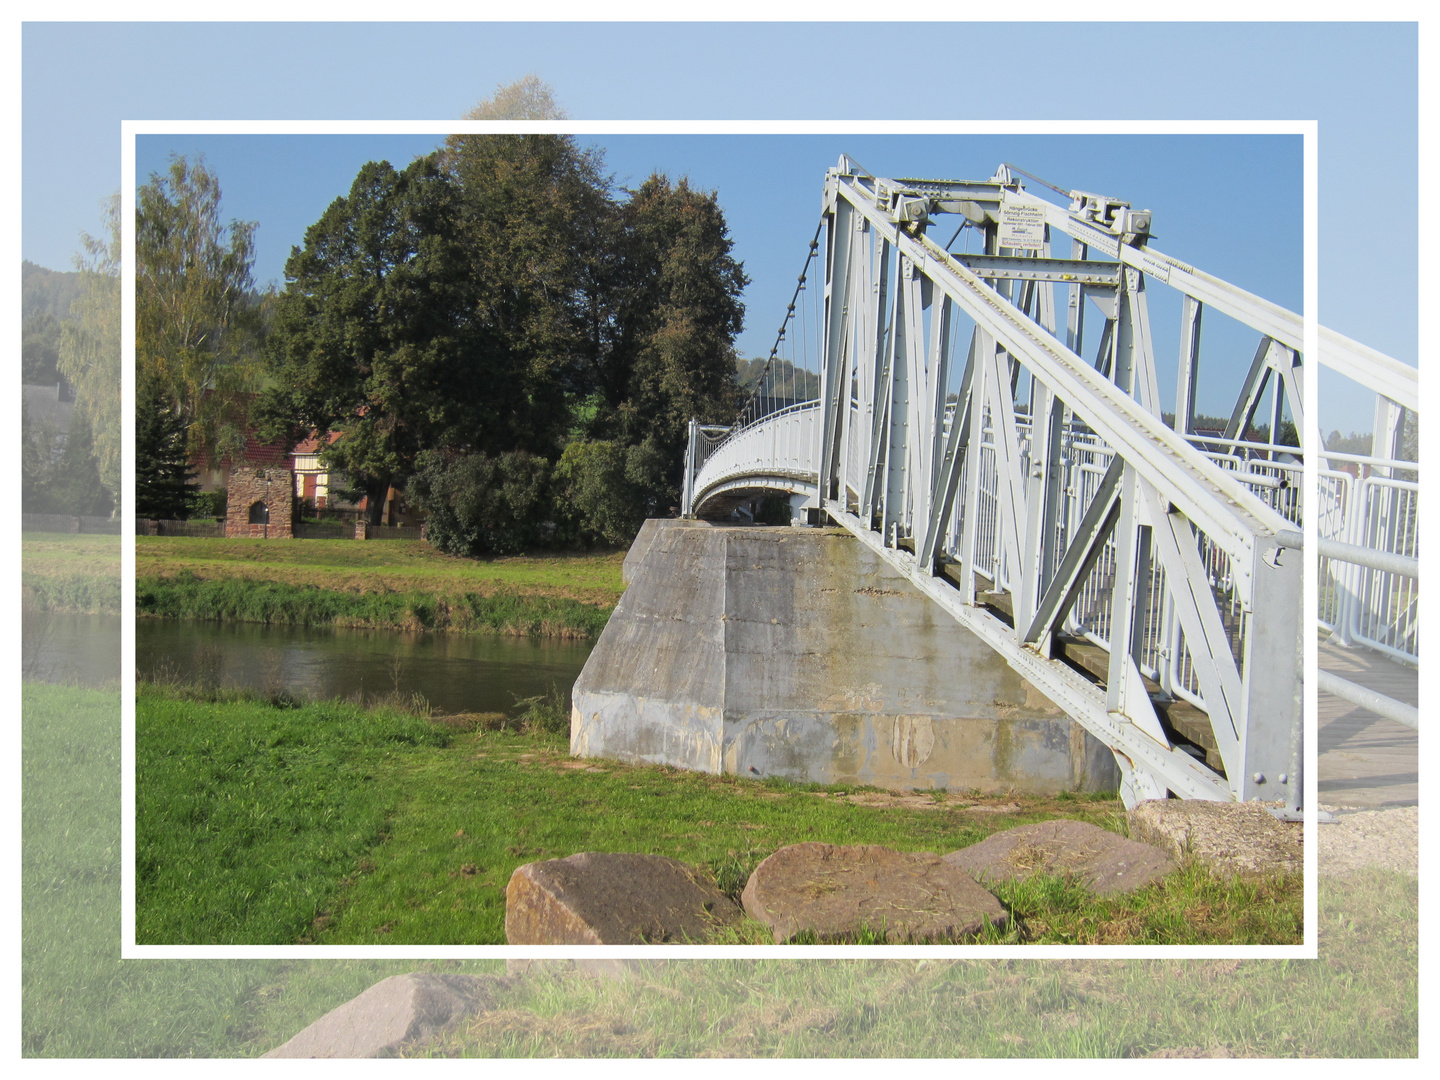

612,175,747,449
23,405,114,517
135,376,199,520
136,155,261,465
57,192,122,505
462,74,567,121
442,131,615,454
408,450,552,556
262,80,749,550
258,155,486,523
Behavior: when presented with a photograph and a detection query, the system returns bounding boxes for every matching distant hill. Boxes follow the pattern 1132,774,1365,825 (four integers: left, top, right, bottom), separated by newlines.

21,262,86,386
22,260,84,320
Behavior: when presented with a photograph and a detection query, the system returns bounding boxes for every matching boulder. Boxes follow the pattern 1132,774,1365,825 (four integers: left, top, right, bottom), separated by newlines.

263,972,500,1058
505,852,742,945
943,819,1176,896
740,842,1007,943
1127,799,1302,880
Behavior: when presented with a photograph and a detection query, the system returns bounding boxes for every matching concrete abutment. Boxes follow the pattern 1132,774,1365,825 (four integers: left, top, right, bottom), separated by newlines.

571,520,1119,794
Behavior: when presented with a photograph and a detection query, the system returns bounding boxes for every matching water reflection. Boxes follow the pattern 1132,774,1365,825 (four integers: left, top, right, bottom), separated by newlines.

22,612,122,687
133,619,594,716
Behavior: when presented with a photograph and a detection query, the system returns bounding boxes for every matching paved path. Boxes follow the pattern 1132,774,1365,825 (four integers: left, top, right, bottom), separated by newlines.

1316,640,1419,808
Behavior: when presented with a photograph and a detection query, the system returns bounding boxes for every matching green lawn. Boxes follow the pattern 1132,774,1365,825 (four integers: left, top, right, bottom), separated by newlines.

25,681,1418,1057
136,536,627,608
21,532,122,613
135,684,1301,947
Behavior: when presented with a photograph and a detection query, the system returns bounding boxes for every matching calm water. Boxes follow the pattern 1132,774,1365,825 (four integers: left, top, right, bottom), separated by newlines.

24,613,594,716
22,612,123,687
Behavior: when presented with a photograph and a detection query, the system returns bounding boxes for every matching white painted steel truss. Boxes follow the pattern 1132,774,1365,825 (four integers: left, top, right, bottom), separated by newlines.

684,156,1408,811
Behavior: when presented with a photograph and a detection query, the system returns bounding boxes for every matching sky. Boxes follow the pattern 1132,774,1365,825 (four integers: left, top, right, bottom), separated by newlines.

130,131,1301,426
18,19,1420,433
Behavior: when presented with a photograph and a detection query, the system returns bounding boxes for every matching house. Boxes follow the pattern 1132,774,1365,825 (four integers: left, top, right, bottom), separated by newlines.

192,392,294,497
290,432,421,527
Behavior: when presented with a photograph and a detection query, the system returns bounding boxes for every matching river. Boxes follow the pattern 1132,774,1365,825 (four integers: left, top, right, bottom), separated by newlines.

23,613,595,716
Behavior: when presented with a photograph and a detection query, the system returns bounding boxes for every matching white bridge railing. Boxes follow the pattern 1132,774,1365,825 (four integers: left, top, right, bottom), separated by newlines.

685,156,1417,809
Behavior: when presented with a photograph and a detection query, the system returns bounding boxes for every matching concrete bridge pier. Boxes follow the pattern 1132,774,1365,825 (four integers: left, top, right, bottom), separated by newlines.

571,519,1118,794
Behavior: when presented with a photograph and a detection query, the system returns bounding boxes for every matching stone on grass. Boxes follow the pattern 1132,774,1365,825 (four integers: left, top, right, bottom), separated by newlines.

505,852,741,945
263,972,501,1058
1127,799,1301,880
943,819,1176,896
741,842,1007,943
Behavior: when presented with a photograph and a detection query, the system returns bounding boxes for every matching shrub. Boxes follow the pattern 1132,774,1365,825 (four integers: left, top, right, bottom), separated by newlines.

191,490,227,520
409,450,552,556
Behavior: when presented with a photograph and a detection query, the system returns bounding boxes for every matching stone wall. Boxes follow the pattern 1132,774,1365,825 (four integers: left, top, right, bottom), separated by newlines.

226,467,297,539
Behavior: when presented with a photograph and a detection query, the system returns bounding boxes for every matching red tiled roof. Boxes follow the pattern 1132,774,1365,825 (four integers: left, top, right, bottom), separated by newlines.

191,391,294,471
292,430,343,455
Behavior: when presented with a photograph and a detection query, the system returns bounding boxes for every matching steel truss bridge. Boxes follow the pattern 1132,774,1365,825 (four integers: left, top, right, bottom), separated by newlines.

683,156,1419,813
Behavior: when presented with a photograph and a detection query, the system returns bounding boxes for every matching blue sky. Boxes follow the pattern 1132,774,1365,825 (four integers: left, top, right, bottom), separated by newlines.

131,131,1301,425
21,20,1420,433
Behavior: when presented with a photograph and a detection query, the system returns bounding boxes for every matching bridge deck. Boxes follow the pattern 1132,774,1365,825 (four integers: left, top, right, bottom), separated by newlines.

1317,641,1419,808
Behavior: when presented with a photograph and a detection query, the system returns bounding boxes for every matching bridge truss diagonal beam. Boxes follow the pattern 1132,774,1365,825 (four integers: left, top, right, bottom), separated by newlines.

684,157,1372,812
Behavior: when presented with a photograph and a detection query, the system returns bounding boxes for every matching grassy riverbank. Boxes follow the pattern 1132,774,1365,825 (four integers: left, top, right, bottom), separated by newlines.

21,533,122,614
20,533,627,634
134,683,1301,947
135,536,625,636
26,681,1417,1057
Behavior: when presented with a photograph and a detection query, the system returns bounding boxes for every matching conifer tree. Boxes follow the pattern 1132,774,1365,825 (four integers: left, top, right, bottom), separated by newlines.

135,380,198,520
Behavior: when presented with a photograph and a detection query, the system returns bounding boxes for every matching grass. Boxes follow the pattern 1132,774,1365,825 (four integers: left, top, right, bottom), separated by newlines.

25,680,1418,1057
135,571,613,638
22,533,627,635
136,536,627,608
135,683,1301,947
425,871,1417,1057
21,532,122,614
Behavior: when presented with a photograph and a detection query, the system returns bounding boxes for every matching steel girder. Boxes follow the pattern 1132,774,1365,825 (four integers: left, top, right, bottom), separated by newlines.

812,162,1304,809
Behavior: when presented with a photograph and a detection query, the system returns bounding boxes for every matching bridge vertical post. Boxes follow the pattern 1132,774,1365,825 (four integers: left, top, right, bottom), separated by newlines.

1174,296,1203,436
1237,533,1304,808
816,181,855,509
682,418,699,518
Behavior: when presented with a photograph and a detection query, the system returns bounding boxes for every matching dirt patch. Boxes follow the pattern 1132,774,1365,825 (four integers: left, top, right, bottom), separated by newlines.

815,791,1029,814
1317,804,1417,877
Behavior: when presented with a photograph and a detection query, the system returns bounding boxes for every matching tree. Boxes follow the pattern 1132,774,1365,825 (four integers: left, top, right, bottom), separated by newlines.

443,131,617,455
463,74,567,121
258,155,488,523
23,403,114,517
136,154,261,465
407,450,552,556
22,313,62,385
57,193,122,506
589,175,746,513
135,376,199,520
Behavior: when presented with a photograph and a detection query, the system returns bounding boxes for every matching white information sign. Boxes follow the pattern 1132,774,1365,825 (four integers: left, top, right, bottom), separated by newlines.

998,202,1047,250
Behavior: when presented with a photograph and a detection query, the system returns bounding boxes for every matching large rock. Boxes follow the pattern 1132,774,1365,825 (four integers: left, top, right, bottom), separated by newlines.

943,820,1176,896
741,842,1008,943
263,972,500,1058
505,852,742,945
1127,799,1302,880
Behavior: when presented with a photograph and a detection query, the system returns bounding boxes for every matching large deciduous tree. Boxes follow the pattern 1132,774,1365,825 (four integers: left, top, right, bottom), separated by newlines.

57,192,122,507
442,131,616,455
568,175,747,523
136,155,261,465
462,74,568,121
258,154,487,523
